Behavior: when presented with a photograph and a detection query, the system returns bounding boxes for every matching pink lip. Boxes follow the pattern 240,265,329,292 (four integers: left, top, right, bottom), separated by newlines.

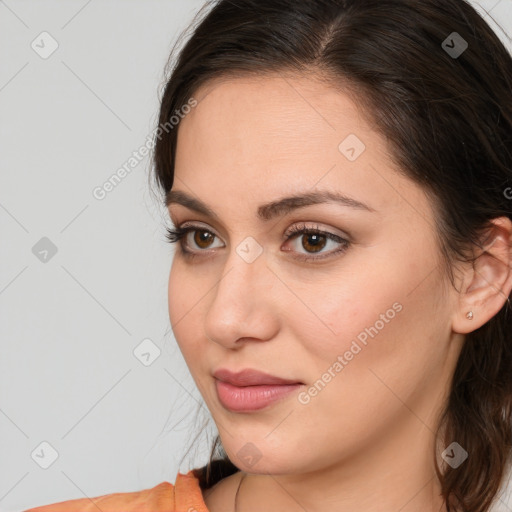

213,368,303,412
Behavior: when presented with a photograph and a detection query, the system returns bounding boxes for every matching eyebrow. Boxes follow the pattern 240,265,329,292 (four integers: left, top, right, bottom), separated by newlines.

165,189,376,222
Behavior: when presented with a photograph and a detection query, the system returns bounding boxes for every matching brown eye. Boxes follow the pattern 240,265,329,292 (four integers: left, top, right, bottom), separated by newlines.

284,224,350,262
167,223,349,263
300,233,327,253
193,229,216,249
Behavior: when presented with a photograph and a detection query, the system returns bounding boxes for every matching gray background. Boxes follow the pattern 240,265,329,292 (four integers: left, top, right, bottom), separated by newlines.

1,1,511,510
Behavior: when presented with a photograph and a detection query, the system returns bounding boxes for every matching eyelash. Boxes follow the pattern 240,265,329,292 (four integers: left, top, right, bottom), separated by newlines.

165,223,350,263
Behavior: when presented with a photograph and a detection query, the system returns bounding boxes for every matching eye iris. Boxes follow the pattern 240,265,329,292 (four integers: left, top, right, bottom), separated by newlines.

194,230,214,248
301,233,326,253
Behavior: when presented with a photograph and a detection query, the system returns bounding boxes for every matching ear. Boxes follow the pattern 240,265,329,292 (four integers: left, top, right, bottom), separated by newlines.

452,216,512,334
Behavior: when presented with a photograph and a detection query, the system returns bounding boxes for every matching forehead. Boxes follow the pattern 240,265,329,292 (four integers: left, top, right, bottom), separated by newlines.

172,73,427,222
176,74,376,173
178,73,369,153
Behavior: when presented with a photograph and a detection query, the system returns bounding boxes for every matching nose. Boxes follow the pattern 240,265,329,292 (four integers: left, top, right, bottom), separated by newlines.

203,245,280,349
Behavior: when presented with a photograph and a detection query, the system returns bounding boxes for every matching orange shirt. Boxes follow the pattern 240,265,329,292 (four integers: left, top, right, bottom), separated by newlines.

23,469,210,512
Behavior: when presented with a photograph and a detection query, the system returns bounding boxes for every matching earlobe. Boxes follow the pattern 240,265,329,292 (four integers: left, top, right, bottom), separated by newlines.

452,217,512,334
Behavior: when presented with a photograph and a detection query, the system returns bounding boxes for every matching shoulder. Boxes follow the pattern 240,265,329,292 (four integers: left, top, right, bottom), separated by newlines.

202,471,245,512
23,470,207,512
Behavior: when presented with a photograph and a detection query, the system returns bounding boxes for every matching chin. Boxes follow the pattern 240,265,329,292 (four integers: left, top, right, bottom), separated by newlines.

220,438,309,475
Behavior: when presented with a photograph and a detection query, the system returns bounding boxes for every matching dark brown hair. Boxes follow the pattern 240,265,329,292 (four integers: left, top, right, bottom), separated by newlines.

151,1,512,510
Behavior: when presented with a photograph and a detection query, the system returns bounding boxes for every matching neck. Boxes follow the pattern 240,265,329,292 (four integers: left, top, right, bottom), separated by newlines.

232,416,449,512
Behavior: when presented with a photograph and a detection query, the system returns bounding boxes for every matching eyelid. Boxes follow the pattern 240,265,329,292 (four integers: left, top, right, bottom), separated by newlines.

283,222,351,241
170,221,351,263
175,220,350,241
179,221,226,245
177,221,347,242
175,219,227,242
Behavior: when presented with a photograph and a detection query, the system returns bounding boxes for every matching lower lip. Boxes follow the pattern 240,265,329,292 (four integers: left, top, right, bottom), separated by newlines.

215,379,302,412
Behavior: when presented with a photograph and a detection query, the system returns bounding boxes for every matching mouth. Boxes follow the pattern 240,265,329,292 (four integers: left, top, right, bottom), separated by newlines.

213,368,304,412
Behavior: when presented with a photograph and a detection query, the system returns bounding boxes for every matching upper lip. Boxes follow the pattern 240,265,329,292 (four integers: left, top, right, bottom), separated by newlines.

213,368,303,387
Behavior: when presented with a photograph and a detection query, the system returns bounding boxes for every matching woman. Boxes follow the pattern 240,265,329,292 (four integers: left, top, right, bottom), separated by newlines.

25,0,512,511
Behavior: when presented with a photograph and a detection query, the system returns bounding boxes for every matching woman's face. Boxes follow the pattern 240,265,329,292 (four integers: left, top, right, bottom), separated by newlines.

167,73,464,476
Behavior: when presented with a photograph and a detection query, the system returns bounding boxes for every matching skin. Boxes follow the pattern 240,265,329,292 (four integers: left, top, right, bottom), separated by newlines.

166,72,512,512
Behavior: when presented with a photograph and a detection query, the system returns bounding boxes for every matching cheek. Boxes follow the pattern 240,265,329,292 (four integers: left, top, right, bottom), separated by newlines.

296,299,404,401
293,247,445,402
287,304,426,459
298,271,444,412
167,261,183,333
285,260,400,366
167,260,203,360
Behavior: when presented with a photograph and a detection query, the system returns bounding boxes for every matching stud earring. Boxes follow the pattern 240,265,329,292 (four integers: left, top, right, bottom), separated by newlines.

466,311,474,320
